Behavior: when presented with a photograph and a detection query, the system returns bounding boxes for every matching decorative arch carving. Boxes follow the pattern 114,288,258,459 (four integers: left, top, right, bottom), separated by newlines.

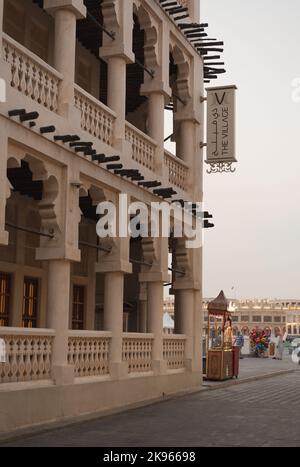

7,144,62,239
141,237,158,267
101,0,120,35
174,236,192,277
38,175,61,239
137,5,159,71
170,44,191,102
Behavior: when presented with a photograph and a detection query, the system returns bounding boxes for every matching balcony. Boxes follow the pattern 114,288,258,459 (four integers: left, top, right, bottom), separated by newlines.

0,328,187,385
2,33,191,195
2,33,62,113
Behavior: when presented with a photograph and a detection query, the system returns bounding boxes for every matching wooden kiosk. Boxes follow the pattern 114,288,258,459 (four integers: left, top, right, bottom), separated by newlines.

205,291,239,381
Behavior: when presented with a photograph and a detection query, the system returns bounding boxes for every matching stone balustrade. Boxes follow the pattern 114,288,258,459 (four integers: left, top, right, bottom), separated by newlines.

68,331,111,378
74,84,116,147
0,328,55,383
2,33,62,112
164,150,189,191
125,122,156,171
163,334,186,370
0,329,188,385
122,333,154,373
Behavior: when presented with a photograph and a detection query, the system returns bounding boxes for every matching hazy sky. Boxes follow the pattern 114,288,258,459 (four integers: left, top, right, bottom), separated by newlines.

200,0,300,299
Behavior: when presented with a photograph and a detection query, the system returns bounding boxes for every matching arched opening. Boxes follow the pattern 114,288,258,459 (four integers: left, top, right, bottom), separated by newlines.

0,159,46,328
125,13,148,132
76,190,104,331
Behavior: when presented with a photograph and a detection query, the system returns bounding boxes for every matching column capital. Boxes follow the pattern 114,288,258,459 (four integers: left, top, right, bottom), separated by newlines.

139,271,169,283
36,246,81,262
95,260,132,275
174,110,201,125
140,82,172,100
101,48,135,65
44,0,86,19
173,279,201,291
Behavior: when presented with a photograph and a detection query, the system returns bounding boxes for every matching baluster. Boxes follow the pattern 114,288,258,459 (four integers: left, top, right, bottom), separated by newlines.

39,70,46,106
31,338,39,380
11,49,20,89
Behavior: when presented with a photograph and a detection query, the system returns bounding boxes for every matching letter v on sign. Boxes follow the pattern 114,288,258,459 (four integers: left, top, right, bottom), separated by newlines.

215,92,226,105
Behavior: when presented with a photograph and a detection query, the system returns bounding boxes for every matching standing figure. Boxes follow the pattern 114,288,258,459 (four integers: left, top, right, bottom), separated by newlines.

274,333,284,360
234,331,244,358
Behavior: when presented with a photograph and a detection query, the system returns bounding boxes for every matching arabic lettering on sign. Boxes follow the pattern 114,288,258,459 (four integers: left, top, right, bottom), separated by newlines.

206,86,237,164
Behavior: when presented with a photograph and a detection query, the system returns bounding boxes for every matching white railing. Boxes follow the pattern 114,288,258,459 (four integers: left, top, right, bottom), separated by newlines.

163,335,186,370
2,33,62,112
68,331,111,378
0,328,55,384
164,150,189,191
122,333,153,373
125,122,156,171
74,85,116,147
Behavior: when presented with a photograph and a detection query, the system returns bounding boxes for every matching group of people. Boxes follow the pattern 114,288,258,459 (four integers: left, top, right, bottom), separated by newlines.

231,328,285,360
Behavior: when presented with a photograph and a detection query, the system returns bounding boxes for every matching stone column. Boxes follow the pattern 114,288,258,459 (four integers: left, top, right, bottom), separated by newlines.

176,119,195,192
103,271,125,373
107,56,127,143
0,121,8,246
139,300,148,333
148,92,165,146
138,282,148,333
47,259,74,385
175,288,195,370
147,280,165,367
147,91,166,173
139,236,169,375
44,0,86,116
95,235,132,378
101,0,134,150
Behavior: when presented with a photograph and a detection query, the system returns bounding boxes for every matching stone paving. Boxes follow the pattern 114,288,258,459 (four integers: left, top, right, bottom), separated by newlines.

2,354,300,447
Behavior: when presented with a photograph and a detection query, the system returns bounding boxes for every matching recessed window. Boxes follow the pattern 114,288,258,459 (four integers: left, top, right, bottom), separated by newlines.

0,273,11,327
252,316,262,322
23,277,39,328
241,315,249,321
264,316,272,323
72,285,85,330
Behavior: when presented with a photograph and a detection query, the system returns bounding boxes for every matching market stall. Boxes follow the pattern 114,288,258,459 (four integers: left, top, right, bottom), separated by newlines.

205,291,239,380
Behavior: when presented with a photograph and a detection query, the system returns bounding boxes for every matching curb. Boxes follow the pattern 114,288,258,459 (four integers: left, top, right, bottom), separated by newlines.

202,369,296,391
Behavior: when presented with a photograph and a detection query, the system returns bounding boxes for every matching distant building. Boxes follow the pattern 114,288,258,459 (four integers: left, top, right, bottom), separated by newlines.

203,299,300,337
164,296,300,337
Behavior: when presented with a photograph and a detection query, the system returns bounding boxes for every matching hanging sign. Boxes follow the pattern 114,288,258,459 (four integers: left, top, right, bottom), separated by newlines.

205,85,237,173
0,338,6,363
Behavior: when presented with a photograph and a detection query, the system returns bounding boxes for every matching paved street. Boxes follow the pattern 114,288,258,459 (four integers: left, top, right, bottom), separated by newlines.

2,364,300,447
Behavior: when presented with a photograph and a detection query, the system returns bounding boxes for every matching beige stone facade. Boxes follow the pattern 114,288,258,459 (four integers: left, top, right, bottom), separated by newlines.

0,0,204,434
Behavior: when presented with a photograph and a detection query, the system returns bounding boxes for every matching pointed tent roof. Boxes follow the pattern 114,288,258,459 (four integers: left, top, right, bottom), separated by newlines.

207,290,229,315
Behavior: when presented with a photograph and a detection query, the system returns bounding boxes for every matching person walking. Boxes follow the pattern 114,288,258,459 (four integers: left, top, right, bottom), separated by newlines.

234,331,244,359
